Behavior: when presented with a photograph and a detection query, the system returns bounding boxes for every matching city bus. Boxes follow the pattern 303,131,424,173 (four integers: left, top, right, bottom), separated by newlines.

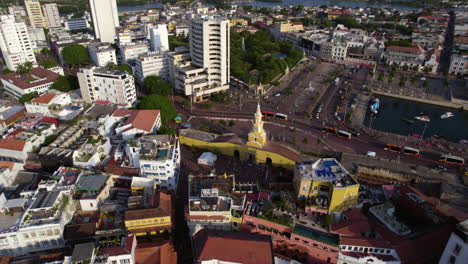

322,126,337,134
337,130,352,140
384,144,402,153
262,111,275,118
438,155,465,166
274,113,288,120
402,147,420,156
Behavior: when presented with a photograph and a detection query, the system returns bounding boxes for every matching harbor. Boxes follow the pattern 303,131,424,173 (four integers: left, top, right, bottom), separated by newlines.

364,95,468,144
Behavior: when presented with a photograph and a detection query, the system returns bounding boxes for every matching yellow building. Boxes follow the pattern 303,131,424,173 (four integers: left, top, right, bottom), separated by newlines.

179,104,300,170
275,21,304,33
294,159,360,213
230,18,248,26
124,191,172,236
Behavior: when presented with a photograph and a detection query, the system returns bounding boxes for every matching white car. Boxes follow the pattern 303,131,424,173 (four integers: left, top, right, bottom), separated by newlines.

366,151,376,157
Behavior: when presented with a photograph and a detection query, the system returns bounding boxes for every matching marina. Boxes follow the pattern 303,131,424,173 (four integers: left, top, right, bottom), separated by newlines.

365,96,468,143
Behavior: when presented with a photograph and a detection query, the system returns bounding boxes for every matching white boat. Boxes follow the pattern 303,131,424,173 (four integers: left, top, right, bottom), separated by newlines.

440,112,454,119
414,115,430,122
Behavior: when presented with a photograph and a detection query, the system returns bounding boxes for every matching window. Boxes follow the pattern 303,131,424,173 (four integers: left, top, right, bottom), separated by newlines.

453,244,461,255
448,256,456,264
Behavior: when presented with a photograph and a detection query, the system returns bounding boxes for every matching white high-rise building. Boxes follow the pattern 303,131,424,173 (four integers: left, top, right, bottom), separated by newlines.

439,220,468,264
88,43,117,67
149,24,169,53
78,66,137,106
135,52,170,84
89,0,119,43
173,16,230,101
8,6,27,23
24,0,47,28
0,15,37,71
42,3,61,28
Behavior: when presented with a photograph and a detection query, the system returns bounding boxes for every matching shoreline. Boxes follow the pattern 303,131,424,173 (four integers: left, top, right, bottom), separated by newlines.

372,90,468,111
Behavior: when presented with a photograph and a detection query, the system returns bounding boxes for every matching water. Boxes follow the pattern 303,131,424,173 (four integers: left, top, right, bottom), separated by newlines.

241,0,419,10
118,3,162,12
117,0,420,12
365,96,468,143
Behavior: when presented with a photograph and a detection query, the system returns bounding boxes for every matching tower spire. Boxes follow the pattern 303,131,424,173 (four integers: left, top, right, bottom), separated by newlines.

247,101,267,148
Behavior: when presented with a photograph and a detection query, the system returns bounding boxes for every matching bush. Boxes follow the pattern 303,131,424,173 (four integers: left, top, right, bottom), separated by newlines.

62,44,90,67
202,102,213,109
19,92,38,103
138,94,177,125
143,75,172,96
228,120,235,126
219,120,226,125
51,75,79,92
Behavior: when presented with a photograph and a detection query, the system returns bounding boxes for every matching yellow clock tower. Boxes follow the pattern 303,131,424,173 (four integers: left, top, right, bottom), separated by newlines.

247,103,267,148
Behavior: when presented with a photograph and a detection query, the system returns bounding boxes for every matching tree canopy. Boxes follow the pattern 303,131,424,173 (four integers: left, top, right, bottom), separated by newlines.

231,29,303,84
51,75,79,92
335,15,361,29
16,61,33,75
19,92,38,103
107,63,133,75
40,58,57,69
62,44,90,67
143,75,172,96
137,94,177,126
385,40,413,47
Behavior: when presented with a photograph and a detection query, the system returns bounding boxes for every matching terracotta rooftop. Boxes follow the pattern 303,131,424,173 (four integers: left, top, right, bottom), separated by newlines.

0,161,18,171
125,191,172,221
340,236,391,248
135,241,177,264
112,109,161,132
0,138,26,151
387,45,424,54
193,228,274,264
100,234,135,257
31,93,58,104
0,67,59,90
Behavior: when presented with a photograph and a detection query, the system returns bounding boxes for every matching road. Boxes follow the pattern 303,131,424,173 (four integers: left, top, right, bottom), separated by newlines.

183,108,466,176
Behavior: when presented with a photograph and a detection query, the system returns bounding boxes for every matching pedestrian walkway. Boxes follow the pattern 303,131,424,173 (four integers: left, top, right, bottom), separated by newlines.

351,94,370,129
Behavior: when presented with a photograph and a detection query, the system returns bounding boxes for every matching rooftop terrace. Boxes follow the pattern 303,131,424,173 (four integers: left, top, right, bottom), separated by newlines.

293,224,340,246
297,158,358,187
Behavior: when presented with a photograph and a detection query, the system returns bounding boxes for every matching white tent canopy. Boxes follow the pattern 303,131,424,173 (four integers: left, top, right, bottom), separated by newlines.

198,152,217,166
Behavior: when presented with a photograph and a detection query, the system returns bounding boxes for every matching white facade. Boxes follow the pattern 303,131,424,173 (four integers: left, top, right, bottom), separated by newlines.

0,162,24,188
174,16,230,101
134,52,170,84
125,135,180,190
0,189,75,256
439,220,468,264
24,0,47,28
89,0,119,43
42,4,61,28
149,24,169,53
64,17,90,31
0,15,37,71
88,43,117,67
449,53,468,76
78,66,137,106
338,245,400,264
120,43,149,63
25,93,72,116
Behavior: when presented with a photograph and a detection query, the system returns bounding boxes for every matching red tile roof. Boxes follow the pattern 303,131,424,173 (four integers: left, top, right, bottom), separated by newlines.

340,236,391,248
387,45,423,54
193,229,274,264
31,93,57,104
100,234,136,256
0,68,59,90
112,110,161,132
125,191,172,221
135,241,177,264
0,138,26,151
0,161,16,171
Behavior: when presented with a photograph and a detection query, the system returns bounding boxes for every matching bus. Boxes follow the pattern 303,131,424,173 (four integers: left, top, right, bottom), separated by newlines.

438,155,465,166
337,130,352,140
322,126,337,134
402,147,420,156
275,113,288,120
262,111,275,118
384,144,402,153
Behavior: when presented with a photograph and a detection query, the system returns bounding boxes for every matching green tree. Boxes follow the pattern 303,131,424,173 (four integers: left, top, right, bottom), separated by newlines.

16,61,33,75
19,92,38,103
138,94,177,125
51,75,79,92
143,75,172,96
107,62,132,75
62,44,90,67
40,48,50,55
40,58,57,69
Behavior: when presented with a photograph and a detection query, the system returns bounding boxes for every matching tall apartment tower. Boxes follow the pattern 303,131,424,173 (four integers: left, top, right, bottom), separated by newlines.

149,24,169,53
189,16,230,90
24,0,47,28
77,67,137,106
0,15,37,71
42,4,61,28
89,0,119,43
